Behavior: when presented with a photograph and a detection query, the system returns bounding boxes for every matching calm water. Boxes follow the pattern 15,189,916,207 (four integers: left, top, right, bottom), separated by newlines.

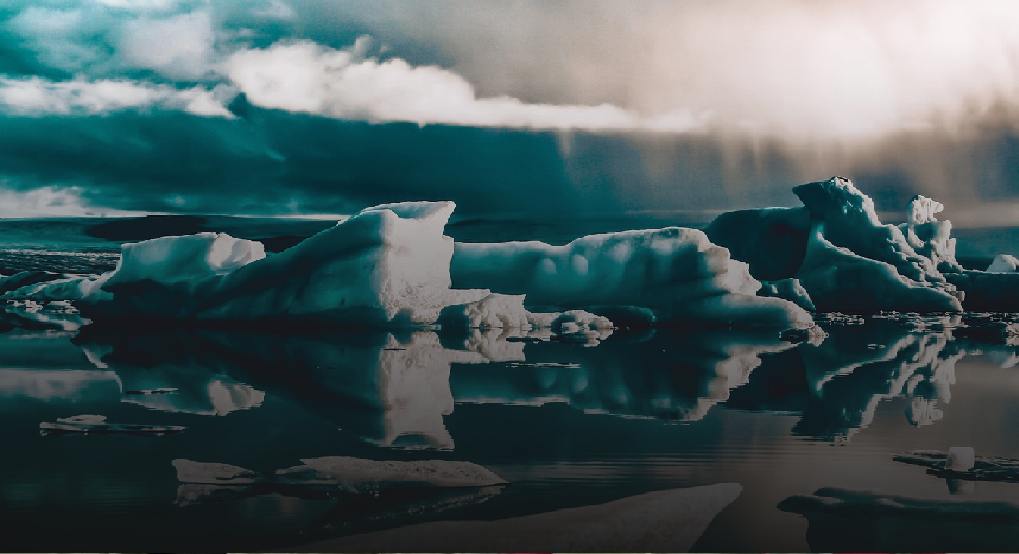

2,216,1019,552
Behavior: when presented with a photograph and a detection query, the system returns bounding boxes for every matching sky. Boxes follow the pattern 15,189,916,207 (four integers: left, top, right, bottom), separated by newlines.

1,0,1018,223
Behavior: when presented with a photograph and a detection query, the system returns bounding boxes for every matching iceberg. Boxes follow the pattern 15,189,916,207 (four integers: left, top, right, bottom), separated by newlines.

704,177,964,313
451,227,812,329
4,200,815,331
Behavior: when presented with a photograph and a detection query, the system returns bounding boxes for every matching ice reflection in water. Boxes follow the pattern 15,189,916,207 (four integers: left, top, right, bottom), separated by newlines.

2,314,1019,551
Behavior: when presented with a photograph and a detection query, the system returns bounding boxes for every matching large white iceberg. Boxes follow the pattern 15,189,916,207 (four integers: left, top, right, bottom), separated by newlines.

451,227,812,328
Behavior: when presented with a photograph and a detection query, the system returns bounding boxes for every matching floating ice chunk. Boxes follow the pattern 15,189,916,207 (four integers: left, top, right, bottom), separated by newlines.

291,483,742,553
946,446,976,472
986,254,1019,273
451,227,812,329
172,459,263,484
437,293,531,330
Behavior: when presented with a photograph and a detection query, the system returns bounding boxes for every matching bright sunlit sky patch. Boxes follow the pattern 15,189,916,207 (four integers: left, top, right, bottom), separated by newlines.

0,0,1018,220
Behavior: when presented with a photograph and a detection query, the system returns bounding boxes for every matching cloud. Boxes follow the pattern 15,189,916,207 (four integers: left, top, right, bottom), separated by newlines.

226,39,711,132
0,183,147,218
0,76,235,117
297,0,1019,140
117,10,216,79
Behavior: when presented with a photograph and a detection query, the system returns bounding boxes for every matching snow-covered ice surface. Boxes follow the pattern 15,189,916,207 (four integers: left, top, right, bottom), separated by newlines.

282,482,741,553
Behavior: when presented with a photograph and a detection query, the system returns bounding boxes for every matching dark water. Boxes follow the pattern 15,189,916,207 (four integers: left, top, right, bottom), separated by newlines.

2,216,1019,552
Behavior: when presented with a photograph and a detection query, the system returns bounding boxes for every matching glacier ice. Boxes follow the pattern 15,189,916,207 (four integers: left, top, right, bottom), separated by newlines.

4,199,814,331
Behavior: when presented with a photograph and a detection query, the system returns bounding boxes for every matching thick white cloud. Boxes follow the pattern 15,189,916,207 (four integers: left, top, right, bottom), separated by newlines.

117,11,216,79
226,40,710,132
307,0,1019,140
0,77,235,117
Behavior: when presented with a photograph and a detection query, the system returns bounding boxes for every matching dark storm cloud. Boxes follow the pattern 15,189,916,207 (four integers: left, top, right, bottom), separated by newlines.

2,0,1019,220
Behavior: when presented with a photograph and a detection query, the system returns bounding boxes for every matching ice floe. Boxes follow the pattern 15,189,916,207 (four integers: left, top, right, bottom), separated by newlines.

173,456,507,493
284,482,742,553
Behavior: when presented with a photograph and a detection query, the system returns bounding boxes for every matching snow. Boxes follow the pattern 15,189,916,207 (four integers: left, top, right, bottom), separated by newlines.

451,227,813,329
987,254,1019,273
285,482,742,553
